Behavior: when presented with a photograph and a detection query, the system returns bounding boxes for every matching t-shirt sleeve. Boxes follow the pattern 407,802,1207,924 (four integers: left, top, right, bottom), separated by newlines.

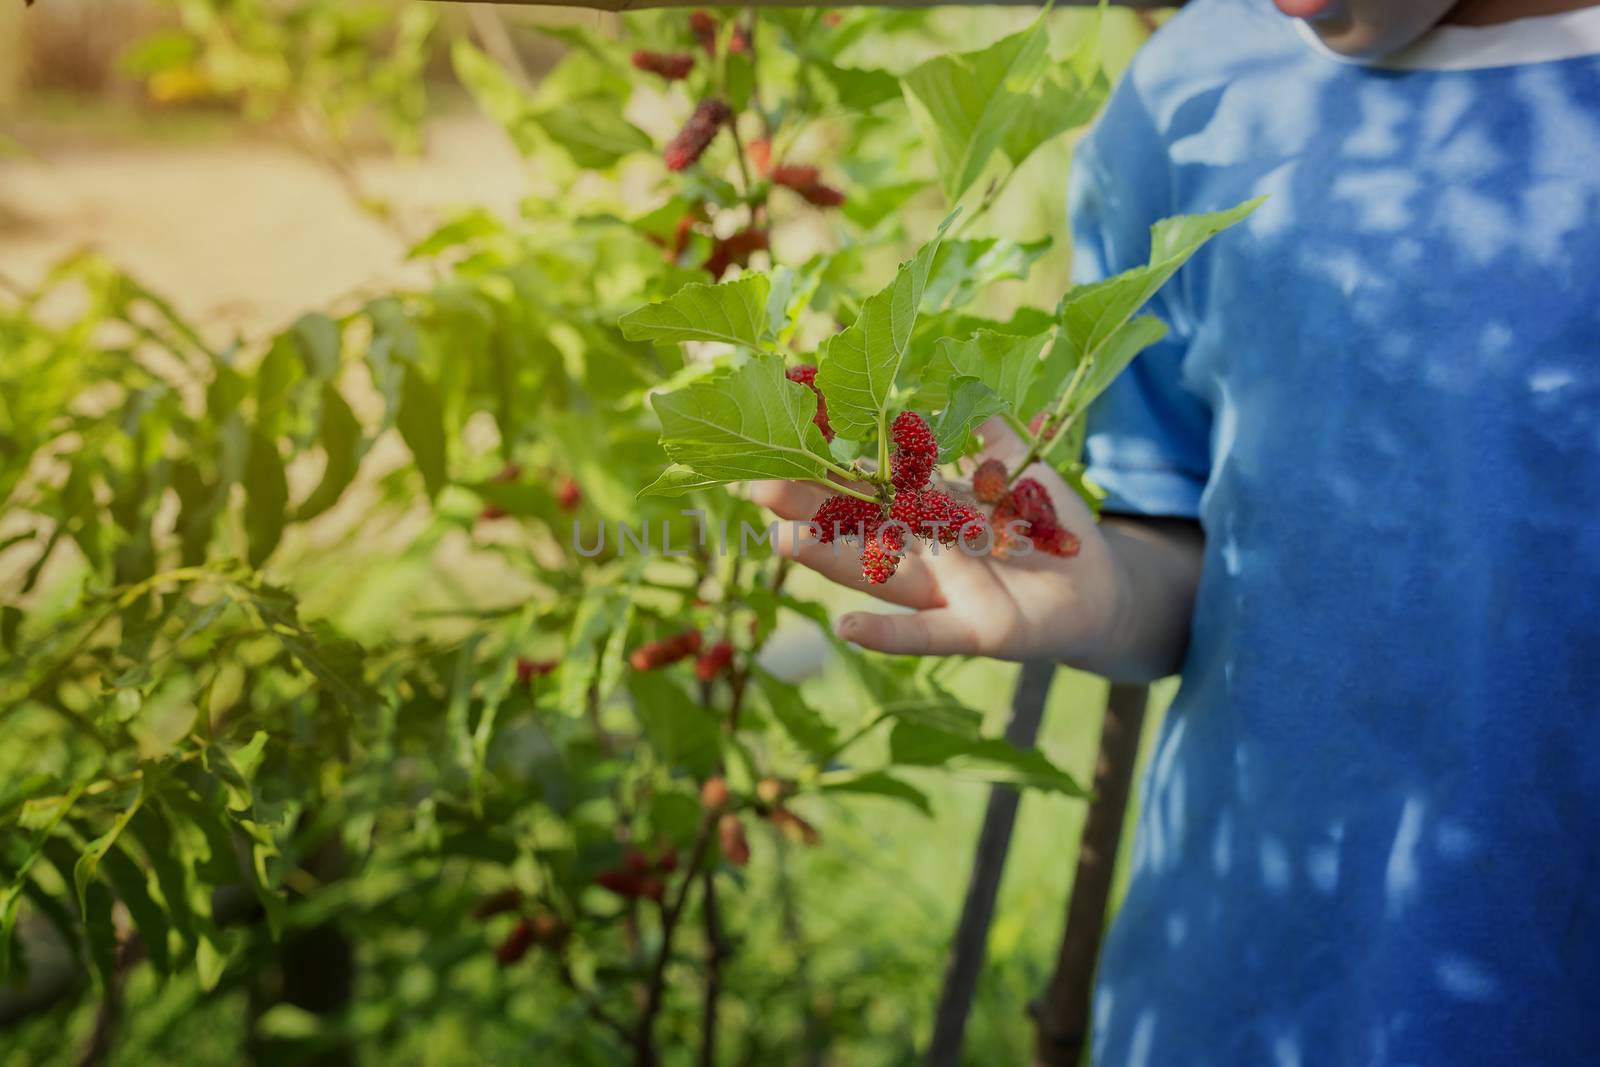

1070,80,1213,521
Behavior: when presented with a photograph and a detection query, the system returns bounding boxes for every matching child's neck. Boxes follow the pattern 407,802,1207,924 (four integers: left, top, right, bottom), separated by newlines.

1445,0,1600,26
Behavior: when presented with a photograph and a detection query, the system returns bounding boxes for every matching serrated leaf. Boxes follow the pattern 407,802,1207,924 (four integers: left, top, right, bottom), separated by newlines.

534,98,653,170
815,217,954,440
889,721,1087,795
921,330,1050,414
98,843,170,974
0,783,84,983
902,17,1050,203
1000,66,1109,168
652,355,834,489
754,668,837,759
1058,199,1261,411
931,377,1007,462
922,236,1053,313
620,275,772,349
639,465,725,499
628,673,721,777
820,770,931,815
813,60,902,110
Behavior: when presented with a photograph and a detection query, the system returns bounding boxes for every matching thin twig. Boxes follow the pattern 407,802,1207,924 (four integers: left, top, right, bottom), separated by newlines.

635,812,719,1066
699,867,730,1067
556,956,637,1046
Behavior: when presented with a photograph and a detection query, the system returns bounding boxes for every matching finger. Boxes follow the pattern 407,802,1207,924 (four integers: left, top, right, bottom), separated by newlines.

777,529,943,610
834,608,977,657
748,480,830,521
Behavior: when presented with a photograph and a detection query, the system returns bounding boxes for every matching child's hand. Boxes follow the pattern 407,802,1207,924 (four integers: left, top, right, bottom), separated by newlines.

752,418,1202,680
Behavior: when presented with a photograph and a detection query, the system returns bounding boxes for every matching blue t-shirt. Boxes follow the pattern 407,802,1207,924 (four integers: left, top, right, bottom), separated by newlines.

1075,3,1600,1065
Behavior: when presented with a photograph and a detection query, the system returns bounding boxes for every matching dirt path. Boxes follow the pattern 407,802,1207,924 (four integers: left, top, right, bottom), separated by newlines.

0,110,526,336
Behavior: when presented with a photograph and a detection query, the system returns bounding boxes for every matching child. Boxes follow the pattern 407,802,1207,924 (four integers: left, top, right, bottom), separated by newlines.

755,1,1600,1062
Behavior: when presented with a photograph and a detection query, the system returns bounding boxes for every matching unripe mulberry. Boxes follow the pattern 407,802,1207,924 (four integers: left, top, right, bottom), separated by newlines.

810,494,884,544
755,776,786,807
719,813,750,867
701,776,730,811
786,363,835,442
703,227,769,279
890,411,939,491
689,10,718,54
860,528,905,585
496,918,537,965
516,657,557,686
695,640,735,682
729,24,751,54
665,98,730,172
766,807,820,845
770,164,845,208
629,630,703,671
631,50,695,80
972,459,1008,504
748,137,772,176
557,476,582,512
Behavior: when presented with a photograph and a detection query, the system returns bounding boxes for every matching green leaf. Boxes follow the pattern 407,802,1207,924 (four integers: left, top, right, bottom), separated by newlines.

243,431,288,568
98,843,171,974
889,722,1088,796
813,60,902,110
296,386,363,521
930,377,1007,462
639,465,725,499
620,275,772,349
533,98,653,170
397,363,448,498
452,40,538,153
0,783,85,983
922,236,1053,313
1057,199,1263,412
754,668,837,759
1000,61,1109,168
820,770,932,815
902,17,1050,203
815,216,954,440
291,313,341,380
921,330,1050,414
628,673,721,777
651,355,835,490
73,780,144,919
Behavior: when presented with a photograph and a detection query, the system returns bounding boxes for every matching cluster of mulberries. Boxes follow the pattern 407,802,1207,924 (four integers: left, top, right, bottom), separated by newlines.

807,411,987,585
594,847,678,902
629,630,703,671
990,473,1081,558
770,164,846,208
785,363,835,442
631,50,695,81
703,227,769,279
664,97,730,171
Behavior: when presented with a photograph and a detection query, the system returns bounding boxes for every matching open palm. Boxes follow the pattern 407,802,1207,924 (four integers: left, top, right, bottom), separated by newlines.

751,418,1128,665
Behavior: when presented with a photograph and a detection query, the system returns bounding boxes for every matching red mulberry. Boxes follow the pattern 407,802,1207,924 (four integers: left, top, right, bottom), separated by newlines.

629,630,703,671
765,807,820,845
890,411,939,491
719,813,750,867
860,535,900,585
557,476,582,512
496,918,538,965
786,363,835,442
993,479,1080,558
665,98,730,172
810,494,883,544
689,10,718,54
972,459,1008,504
703,227,768,279
631,50,695,81
892,488,986,548
515,657,557,686
695,640,735,682
770,164,846,208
